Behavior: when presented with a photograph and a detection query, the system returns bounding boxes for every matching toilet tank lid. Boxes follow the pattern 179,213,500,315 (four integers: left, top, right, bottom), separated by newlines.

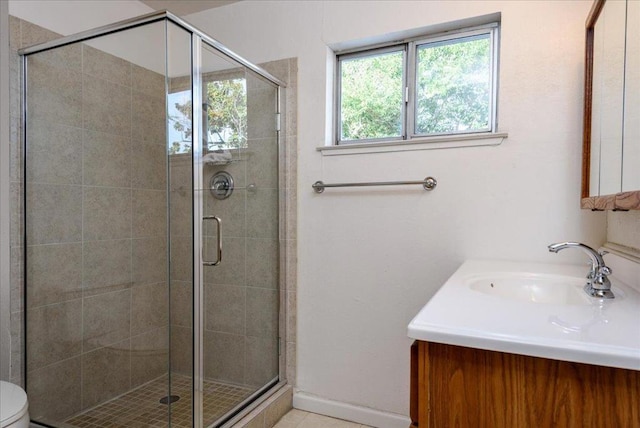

0,381,28,427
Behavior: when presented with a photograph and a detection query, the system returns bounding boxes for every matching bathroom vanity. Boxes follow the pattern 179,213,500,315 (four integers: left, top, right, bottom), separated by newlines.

407,259,640,427
409,342,639,427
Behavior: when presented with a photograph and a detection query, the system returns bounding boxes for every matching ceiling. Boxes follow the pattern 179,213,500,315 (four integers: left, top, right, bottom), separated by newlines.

140,0,241,16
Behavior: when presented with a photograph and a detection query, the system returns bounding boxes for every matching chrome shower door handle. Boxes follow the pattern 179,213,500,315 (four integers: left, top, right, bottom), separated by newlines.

202,215,222,266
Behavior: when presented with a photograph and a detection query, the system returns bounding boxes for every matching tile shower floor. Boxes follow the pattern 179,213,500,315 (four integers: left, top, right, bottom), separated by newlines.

64,374,253,428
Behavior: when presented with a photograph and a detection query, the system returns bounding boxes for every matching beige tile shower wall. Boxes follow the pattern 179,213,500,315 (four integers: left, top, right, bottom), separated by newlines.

607,210,640,253
168,153,193,376
259,59,298,391
271,59,298,390
7,14,65,391
198,77,280,387
10,17,169,423
234,58,298,428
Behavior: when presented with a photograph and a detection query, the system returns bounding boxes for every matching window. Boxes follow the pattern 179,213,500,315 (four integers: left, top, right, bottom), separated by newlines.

336,24,499,145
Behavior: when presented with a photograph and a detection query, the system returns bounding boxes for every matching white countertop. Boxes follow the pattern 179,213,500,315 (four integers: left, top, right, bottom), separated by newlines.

407,259,640,371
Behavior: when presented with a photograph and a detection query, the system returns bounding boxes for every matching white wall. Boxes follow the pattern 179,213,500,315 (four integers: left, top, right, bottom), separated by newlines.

8,0,154,35
186,1,606,425
8,0,171,75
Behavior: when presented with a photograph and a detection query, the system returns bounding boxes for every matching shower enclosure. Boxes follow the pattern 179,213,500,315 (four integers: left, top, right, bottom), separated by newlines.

20,12,285,427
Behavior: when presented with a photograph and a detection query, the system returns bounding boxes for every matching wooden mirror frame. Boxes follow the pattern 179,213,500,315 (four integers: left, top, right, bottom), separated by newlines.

581,0,640,210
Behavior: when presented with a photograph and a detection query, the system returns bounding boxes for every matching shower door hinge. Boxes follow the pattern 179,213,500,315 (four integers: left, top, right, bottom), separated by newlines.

276,113,281,132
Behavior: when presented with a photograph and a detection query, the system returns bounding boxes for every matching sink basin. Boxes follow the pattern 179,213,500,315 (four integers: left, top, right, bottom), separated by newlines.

408,259,640,371
466,273,591,306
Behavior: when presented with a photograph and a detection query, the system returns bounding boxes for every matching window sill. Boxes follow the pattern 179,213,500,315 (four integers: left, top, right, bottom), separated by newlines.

317,132,508,156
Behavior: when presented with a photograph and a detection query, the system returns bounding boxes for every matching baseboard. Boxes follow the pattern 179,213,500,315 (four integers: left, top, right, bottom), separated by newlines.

293,391,411,428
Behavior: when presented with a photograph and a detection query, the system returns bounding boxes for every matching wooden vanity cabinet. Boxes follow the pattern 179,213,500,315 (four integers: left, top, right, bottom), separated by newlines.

410,341,640,427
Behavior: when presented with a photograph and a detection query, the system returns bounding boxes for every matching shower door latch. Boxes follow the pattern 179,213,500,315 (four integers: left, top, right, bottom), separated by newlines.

202,215,222,266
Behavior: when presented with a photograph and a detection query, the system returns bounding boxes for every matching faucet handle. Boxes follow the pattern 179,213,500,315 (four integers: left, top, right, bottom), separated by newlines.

596,250,611,276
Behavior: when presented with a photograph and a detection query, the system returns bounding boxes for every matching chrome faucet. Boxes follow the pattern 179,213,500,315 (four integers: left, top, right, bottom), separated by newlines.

548,242,614,299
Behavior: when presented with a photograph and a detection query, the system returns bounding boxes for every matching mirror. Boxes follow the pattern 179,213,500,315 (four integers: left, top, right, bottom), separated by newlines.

583,0,640,209
623,1,640,193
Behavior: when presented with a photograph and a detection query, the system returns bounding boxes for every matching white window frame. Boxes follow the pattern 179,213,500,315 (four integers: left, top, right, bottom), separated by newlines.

335,23,500,146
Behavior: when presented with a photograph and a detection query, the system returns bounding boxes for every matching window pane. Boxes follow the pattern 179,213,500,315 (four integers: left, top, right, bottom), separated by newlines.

340,50,403,141
415,34,491,135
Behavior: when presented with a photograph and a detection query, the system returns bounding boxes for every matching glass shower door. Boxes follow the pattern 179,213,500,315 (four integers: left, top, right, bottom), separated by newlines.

22,19,191,427
196,42,280,427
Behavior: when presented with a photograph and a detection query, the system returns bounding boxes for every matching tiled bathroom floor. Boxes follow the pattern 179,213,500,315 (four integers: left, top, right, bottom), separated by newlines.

64,374,253,427
274,410,372,428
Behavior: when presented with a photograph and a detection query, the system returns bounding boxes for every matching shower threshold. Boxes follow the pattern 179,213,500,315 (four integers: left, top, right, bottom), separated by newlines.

63,374,253,428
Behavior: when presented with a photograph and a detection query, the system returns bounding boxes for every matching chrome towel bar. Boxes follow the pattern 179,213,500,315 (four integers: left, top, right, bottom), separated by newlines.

312,176,437,193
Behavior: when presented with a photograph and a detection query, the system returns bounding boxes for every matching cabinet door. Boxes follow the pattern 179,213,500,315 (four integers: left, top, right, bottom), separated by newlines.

412,341,640,427
410,341,434,428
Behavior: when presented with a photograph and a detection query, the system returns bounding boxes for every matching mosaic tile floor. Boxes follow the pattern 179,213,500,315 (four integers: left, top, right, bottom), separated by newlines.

64,374,254,428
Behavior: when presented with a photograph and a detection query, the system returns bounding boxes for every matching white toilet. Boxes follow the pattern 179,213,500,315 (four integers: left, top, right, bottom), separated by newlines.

0,381,29,428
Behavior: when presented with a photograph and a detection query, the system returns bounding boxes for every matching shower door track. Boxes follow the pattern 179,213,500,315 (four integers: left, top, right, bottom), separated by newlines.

216,378,282,428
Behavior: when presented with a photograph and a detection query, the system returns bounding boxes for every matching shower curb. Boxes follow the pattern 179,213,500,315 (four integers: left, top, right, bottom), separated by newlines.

233,384,293,428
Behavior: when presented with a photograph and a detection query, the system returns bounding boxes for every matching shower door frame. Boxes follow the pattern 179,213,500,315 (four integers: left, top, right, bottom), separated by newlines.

19,10,287,428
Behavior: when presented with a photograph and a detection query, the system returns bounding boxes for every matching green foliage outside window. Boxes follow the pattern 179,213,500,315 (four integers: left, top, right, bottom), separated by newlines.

340,51,403,141
416,35,491,134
